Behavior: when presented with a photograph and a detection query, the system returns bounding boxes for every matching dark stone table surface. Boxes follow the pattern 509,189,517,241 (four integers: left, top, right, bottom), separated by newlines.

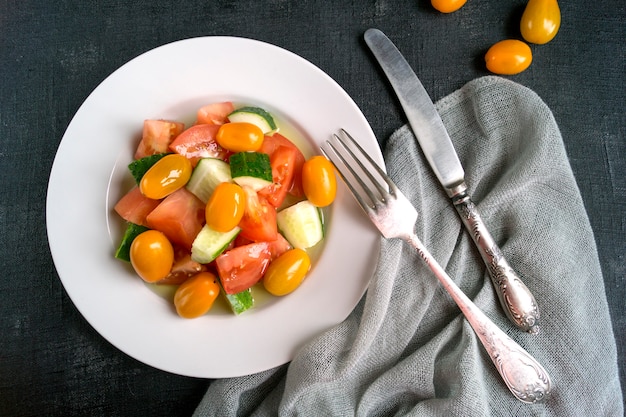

1,1,623,415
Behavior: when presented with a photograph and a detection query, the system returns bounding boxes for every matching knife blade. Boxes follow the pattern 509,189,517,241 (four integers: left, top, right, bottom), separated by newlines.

364,28,540,333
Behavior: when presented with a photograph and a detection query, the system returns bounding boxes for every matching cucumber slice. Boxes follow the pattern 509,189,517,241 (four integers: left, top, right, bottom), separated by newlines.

228,106,278,134
276,200,324,249
186,158,232,204
115,222,150,262
229,152,273,191
128,153,170,184
191,224,241,264
222,287,254,315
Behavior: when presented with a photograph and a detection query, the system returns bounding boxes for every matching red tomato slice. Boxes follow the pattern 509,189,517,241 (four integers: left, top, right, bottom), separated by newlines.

197,102,235,125
215,242,272,294
157,247,207,285
135,120,185,160
114,186,161,227
169,124,231,167
258,145,297,208
233,233,292,260
146,188,205,250
259,133,305,197
238,186,278,242
233,234,254,247
267,233,292,260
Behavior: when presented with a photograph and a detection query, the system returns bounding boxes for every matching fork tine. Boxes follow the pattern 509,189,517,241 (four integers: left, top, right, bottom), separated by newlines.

325,130,390,200
332,130,391,204
321,139,375,213
335,129,403,204
330,135,380,202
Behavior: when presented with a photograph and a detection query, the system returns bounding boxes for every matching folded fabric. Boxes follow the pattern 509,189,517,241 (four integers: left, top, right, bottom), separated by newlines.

194,76,623,416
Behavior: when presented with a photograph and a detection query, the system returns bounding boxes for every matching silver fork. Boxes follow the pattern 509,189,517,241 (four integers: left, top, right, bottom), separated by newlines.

321,129,552,404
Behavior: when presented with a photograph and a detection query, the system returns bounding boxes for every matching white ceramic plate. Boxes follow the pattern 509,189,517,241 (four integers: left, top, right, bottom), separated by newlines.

46,36,383,378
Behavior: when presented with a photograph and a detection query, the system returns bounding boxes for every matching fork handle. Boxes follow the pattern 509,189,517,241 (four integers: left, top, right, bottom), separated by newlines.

404,233,552,403
448,184,540,334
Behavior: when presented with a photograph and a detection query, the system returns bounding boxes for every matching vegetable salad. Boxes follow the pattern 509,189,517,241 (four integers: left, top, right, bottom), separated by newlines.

113,102,337,318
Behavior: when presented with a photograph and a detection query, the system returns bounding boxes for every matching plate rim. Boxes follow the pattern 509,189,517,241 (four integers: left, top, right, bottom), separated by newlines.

46,35,383,378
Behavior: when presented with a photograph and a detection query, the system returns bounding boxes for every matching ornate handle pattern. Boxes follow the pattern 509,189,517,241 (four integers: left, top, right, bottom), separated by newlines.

405,232,552,403
449,183,540,333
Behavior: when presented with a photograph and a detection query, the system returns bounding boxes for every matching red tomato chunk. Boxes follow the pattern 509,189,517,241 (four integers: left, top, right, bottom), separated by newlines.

157,248,207,285
266,233,292,260
169,124,230,167
258,145,298,208
216,242,273,294
196,101,235,125
135,119,184,160
238,186,278,242
259,133,305,197
146,188,205,250
114,186,161,227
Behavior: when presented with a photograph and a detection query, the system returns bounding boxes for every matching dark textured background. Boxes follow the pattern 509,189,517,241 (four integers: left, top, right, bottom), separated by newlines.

1,1,623,415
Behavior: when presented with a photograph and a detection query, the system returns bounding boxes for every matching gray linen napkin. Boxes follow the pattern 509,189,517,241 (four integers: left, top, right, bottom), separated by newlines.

194,76,623,416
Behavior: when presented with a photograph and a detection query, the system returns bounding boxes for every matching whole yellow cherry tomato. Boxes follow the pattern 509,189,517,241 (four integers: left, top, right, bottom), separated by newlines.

140,154,192,199
520,0,561,44
205,182,246,232
216,122,264,152
174,272,220,318
302,156,337,207
263,249,311,296
485,39,533,75
130,230,174,283
431,0,466,13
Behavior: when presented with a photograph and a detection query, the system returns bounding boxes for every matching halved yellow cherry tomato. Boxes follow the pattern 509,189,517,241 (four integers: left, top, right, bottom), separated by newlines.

174,272,220,318
263,248,311,296
130,230,174,283
485,39,533,75
216,122,264,152
205,182,246,232
140,154,192,199
431,0,466,13
520,0,561,44
302,156,337,207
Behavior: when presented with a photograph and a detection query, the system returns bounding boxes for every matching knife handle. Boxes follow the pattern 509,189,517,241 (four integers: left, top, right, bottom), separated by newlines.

449,184,540,334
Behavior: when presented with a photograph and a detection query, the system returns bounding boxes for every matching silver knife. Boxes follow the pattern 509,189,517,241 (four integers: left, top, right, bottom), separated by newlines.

364,28,540,334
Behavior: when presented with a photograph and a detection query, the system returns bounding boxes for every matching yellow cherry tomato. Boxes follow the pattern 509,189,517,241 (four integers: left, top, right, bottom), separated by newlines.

139,154,192,199
520,0,561,44
130,230,174,283
174,272,220,318
485,39,533,75
263,249,311,296
216,122,264,152
302,156,337,207
205,182,246,232
431,0,466,13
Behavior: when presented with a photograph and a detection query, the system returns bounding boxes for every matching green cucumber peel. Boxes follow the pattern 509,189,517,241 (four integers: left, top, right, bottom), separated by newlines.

115,222,150,262
228,106,277,132
222,287,254,315
128,153,171,184
229,152,272,182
